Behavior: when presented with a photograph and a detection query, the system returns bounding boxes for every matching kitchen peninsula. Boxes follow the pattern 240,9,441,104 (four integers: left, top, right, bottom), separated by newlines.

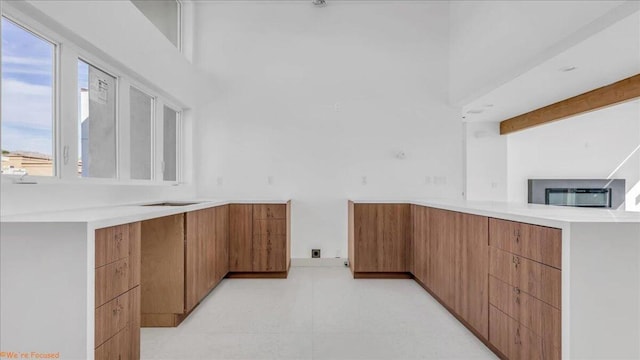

0,200,291,360
349,199,640,360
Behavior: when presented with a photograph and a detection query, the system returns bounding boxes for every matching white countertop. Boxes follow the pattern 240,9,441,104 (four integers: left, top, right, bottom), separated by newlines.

0,199,289,229
352,199,640,228
3,197,639,230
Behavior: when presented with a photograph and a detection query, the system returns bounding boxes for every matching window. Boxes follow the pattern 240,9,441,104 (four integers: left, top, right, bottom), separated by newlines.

163,106,179,181
1,10,184,184
77,60,117,178
1,16,55,176
130,86,154,180
131,0,181,50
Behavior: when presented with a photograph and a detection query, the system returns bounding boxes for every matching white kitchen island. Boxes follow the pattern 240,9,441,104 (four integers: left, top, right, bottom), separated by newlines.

350,199,640,360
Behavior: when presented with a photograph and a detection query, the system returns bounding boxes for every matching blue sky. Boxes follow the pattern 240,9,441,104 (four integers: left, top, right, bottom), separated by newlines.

1,17,54,155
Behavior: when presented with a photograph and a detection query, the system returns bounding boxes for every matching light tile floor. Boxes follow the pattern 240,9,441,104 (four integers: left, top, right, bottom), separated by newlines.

141,267,497,360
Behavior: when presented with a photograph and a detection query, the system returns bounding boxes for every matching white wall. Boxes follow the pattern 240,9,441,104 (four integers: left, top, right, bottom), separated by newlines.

193,1,462,259
449,0,629,105
1,0,204,216
464,121,507,201
507,100,640,211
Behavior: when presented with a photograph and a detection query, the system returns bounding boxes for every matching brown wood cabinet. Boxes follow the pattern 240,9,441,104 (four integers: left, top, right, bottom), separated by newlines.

489,305,544,360
350,203,488,339
95,222,141,360
427,207,455,305
228,202,291,277
349,203,411,276
140,206,230,327
186,207,217,312
452,211,489,340
413,207,489,339
489,218,561,269
488,218,562,360
229,204,253,271
411,205,430,284
215,205,230,282
490,276,560,360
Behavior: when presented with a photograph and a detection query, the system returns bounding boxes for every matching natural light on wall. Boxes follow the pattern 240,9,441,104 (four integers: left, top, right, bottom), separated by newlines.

1,16,55,176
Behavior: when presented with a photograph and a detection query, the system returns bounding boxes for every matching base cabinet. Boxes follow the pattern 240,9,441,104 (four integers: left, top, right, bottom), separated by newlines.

95,222,141,360
349,202,562,360
348,203,411,275
488,219,561,360
140,206,230,328
229,202,291,277
412,206,488,339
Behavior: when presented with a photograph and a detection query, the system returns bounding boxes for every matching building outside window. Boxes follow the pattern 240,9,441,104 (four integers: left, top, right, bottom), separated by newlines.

1,16,55,176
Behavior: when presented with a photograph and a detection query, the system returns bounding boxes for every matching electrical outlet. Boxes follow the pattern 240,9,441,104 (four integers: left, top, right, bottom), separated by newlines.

311,249,321,258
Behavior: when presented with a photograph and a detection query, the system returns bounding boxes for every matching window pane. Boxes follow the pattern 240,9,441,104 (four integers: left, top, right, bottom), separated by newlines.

163,106,178,181
130,87,153,180
131,0,180,48
1,17,54,176
78,60,117,178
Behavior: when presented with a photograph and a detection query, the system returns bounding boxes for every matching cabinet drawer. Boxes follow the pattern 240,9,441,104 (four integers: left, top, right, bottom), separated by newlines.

489,305,544,360
95,290,131,348
96,224,130,268
253,204,286,219
96,258,131,308
95,326,130,360
253,219,286,235
489,247,561,309
490,276,560,359
489,218,561,269
252,234,286,271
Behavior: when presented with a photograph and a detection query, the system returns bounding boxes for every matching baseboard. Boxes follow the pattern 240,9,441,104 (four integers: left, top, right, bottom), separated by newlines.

290,257,348,267
354,272,413,279
226,271,288,279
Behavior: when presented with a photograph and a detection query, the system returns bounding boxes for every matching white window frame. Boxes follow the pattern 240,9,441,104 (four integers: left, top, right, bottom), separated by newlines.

177,0,184,53
0,13,60,179
1,4,185,186
76,56,121,180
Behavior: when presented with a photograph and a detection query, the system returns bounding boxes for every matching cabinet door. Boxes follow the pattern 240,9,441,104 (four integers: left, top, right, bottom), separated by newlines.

253,204,286,219
490,305,544,360
128,286,140,360
381,204,410,272
489,218,561,269
215,205,230,281
253,234,286,271
95,327,130,360
428,208,455,305
453,212,489,339
186,209,210,311
229,204,253,271
489,247,561,309
354,204,381,272
354,204,410,272
412,205,430,285
202,207,217,291
141,214,184,314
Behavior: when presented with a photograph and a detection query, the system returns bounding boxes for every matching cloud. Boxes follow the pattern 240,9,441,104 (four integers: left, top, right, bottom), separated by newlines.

1,80,53,136
2,66,53,77
1,78,53,154
2,78,52,97
2,55,51,66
